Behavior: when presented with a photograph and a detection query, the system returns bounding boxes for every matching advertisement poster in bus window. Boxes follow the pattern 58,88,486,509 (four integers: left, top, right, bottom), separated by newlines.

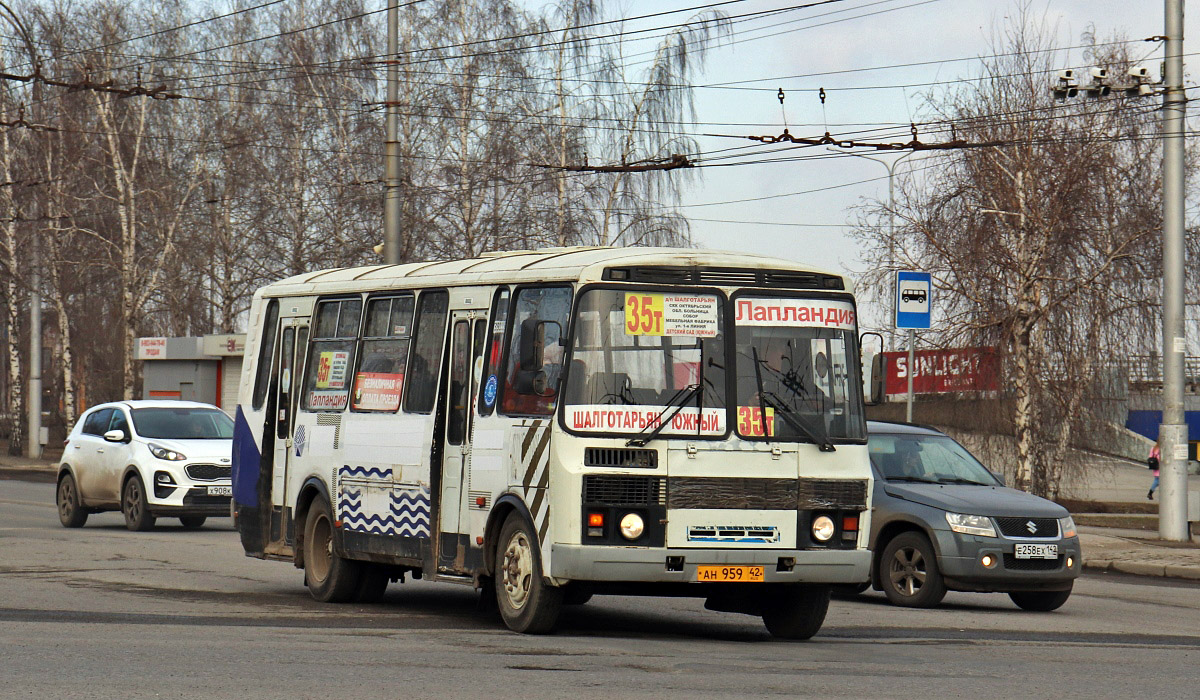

316,350,349,389
624,293,719,337
353,372,404,411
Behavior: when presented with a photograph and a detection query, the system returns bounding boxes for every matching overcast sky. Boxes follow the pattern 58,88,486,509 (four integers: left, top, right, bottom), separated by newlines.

577,0,1188,331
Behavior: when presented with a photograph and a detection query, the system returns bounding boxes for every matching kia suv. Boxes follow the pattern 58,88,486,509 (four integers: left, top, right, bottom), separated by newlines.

57,401,234,531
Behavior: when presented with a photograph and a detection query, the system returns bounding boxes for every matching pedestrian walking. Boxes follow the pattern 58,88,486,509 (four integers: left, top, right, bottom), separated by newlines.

1147,442,1161,500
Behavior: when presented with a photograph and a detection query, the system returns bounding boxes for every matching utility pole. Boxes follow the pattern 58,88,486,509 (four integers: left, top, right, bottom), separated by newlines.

0,1,42,458
382,0,401,265
1160,0,1189,541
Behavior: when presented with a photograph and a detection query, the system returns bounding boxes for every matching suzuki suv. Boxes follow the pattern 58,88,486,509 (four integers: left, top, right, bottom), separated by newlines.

859,421,1081,610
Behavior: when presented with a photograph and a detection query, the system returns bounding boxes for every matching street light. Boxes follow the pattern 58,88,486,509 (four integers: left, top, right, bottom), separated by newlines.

831,149,918,352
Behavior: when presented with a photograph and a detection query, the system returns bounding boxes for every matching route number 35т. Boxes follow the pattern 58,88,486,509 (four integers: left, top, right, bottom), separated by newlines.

625,294,664,335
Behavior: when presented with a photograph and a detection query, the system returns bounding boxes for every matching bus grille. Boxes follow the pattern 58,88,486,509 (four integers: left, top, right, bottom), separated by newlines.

797,479,868,510
582,475,665,506
584,447,657,469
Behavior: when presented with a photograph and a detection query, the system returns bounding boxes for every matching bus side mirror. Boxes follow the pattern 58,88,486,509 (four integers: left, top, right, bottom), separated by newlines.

860,331,886,406
867,353,888,406
518,318,545,371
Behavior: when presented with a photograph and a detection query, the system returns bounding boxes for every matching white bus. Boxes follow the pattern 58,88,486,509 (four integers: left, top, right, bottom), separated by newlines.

232,247,878,637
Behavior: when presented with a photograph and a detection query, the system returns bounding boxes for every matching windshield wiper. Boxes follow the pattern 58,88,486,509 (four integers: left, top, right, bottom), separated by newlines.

886,475,940,484
760,392,836,452
938,477,992,486
626,383,702,447
749,347,835,451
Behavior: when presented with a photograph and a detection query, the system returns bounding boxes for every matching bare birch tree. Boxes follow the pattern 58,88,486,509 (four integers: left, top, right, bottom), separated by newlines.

853,13,1168,496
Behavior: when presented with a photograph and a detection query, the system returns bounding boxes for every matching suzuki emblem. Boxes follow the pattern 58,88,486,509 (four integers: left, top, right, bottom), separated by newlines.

1026,520,1038,534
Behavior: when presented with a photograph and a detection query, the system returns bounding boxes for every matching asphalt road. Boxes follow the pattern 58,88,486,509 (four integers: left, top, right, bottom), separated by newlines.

3,478,1199,700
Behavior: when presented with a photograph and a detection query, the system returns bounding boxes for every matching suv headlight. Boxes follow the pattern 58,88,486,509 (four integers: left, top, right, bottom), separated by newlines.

1059,515,1077,538
945,512,997,537
148,443,187,461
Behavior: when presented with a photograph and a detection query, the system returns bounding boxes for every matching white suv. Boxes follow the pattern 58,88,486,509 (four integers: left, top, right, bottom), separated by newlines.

57,400,234,531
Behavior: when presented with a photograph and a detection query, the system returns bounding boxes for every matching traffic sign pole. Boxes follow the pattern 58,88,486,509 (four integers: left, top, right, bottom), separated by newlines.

906,329,915,422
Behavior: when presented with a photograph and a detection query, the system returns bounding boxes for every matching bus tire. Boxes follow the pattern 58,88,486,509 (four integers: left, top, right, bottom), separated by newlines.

762,584,830,640
495,512,562,634
303,495,362,603
57,472,88,528
179,516,206,529
355,565,390,603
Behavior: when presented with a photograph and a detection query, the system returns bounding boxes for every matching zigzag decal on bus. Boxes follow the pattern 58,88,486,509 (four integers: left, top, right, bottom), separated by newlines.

339,465,393,480
338,485,430,538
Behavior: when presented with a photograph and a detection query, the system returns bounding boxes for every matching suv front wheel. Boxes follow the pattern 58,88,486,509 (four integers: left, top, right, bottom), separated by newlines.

880,531,946,607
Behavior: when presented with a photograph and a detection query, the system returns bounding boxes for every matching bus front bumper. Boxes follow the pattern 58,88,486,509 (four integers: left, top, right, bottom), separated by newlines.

549,544,870,584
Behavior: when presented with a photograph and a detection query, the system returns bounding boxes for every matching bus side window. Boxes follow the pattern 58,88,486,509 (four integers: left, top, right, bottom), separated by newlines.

500,286,572,417
352,294,414,413
478,287,508,417
403,290,449,414
251,300,280,411
301,298,362,412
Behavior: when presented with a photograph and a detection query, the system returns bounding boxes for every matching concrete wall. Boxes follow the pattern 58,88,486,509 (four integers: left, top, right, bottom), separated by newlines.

143,360,219,405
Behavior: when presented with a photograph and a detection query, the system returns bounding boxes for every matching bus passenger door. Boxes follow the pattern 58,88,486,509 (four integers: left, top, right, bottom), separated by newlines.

438,312,486,570
269,320,307,548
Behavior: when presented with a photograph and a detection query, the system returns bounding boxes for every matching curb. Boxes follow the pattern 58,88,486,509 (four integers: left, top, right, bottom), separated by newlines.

1084,558,1200,581
0,465,58,484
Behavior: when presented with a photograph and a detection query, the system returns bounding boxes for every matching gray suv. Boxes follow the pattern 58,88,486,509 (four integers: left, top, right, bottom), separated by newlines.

860,421,1081,610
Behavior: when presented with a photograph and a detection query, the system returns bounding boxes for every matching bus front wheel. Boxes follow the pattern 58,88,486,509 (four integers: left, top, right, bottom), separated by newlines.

495,512,562,634
761,584,831,640
303,495,362,603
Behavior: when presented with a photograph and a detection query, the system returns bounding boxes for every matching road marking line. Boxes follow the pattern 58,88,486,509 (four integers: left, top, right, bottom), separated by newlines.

0,499,54,508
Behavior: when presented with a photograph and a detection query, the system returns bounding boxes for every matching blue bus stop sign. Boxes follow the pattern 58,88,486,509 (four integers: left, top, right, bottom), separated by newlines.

895,271,932,330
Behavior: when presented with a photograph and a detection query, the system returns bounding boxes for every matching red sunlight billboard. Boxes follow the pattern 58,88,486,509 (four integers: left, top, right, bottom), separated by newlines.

882,346,1000,396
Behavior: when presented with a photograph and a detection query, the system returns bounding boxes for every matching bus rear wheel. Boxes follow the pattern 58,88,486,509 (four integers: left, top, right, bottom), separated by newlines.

495,512,562,634
761,584,831,640
303,495,362,603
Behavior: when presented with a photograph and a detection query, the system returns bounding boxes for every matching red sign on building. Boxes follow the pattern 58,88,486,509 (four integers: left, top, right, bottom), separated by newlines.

883,347,1000,395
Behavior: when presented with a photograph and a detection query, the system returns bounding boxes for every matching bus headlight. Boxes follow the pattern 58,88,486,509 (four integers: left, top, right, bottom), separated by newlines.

812,515,836,542
619,513,644,540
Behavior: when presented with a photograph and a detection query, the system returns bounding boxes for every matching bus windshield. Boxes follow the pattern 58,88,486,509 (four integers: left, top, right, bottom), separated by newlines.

732,296,866,442
563,288,727,437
